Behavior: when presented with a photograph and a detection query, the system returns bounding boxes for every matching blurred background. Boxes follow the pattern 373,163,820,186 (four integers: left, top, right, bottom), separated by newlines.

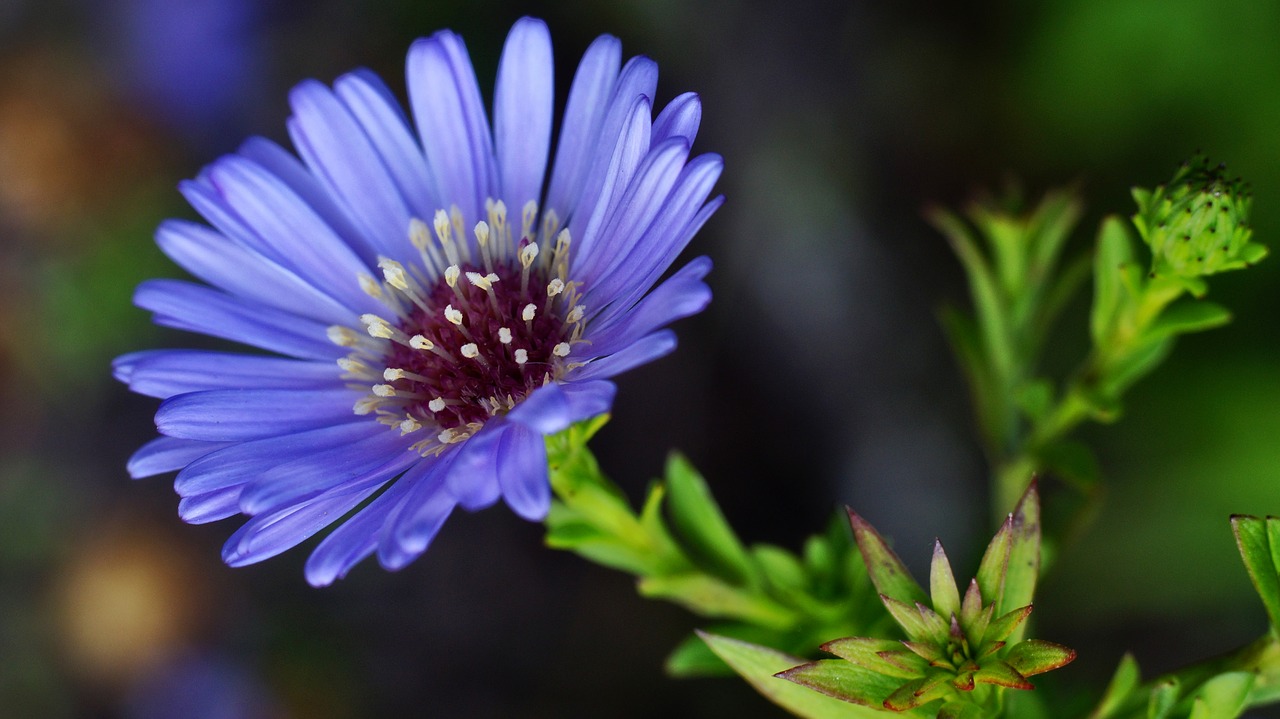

3,0,1280,716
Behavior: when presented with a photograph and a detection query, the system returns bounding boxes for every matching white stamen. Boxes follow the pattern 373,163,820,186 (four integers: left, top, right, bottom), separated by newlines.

428,397,446,413
444,265,460,288
383,368,406,381
498,327,513,344
372,384,397,397
521,199,538,240
474,220,490,247
327,326,363,347
353,396,381,415
361,314,395,339
378,258,410,291
522,303,537,321
466,271,494,291
566,305,585,324
514,349,529,365
553,342,571,358
547,278,565,298
444,304,464,326
520,242,539,267
358,273,384,299
410,335,434,350
399,417,422,435
460,343,480,359
437,428,467,444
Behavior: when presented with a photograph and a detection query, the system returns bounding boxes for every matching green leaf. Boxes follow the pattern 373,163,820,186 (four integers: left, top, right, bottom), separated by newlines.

699,633,889,719
754,543,810,595
985,605,1033,645
930,540,962,620
778,659,908,710
883,672,953,711
848,510,930,606
1147,300,1232,340
1091,216,1137,347
821,637,922,678
664,631,731,677
1088,653,1140,719
1231,515,1280,629
1002,481,1042,633
637,573,796,629
543,520,656,576
1187,671,1254,719
939,701,987,719
976,515,1014,607
1148,678,1179,719
881,595,947,644
1004,639,1077,676
974,659,1034,690
664,453,756,586
1101,335,1173,399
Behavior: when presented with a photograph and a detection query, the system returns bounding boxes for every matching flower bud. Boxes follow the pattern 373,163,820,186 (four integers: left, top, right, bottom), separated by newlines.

1132,156,1266,279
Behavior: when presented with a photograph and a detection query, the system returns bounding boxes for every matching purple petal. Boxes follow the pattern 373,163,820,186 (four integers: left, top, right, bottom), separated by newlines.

443,424,503,511
652,92,701,145
585,256,712,357
116,349,338,399
334,69,439,223
406,31,496,224
543,34,621,218
570,331,677,382
134,280,342,360
223,483,381,567
156,219,353,325
287,79,413,260
205,156,377,314
494,17,553,211
127,436,232,479
571,95,652,267
178,486,243,524
238,430,416,514
305,471,419,586
380,453,460,570
506,380,617,435
174,420,385,496
497,423,550,520
156,387,362,442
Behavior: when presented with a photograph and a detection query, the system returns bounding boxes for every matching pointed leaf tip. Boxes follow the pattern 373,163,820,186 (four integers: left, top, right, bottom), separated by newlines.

848,507,929,606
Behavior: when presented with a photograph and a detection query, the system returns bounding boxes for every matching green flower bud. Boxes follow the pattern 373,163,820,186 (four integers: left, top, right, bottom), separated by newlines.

1132,156,1266,280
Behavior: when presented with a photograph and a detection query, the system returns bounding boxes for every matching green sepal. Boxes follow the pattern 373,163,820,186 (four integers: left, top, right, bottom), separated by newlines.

664,453,756,586
700,633,890,719
976,515,1014,606
778,659,911,710
1004,639,1077,676
543,513,657,576
881,595,946,644
1241,242,1269,265
1147,300,1232,340
930,540,962,620
1002,481,1042,636
848,510,930,606
821,637,923,679
985,605,1033,644
974,659,1034,690
1186,671,1254,719
1088,653,1140,719
883,672,953,711
1231,514,1280,630
1148,678,1180,719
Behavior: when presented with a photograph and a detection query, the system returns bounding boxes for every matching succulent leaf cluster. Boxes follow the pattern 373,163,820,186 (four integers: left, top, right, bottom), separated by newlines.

778,483,1075,717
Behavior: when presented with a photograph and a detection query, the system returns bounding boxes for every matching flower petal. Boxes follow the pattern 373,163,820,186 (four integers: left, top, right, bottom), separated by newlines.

334,69,439,223
543,34,621,219
288,79,413,260
305,472,418,586
134,279,342,360
494,17,553,212
178,486,243,524
156,387,362,442
237,430,416,514
570,331,677,382
497,423,550,520
381,453,460,570
444,424,504,511
584,256,712,358
407,30,496,225
115,349,338,399
173,421,385,496
571,95,652,268
223,483,382,567
127,436,232,479
506,380,617,435
652,92,701,145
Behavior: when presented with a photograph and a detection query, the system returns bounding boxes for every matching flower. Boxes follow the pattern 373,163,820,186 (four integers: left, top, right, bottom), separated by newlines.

114,17,722,586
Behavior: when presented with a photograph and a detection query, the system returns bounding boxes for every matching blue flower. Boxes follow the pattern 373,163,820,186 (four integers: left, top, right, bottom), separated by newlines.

114,17,722,586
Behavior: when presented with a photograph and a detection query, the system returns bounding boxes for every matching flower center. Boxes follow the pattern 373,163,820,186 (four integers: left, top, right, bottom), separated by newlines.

328,201,585,455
